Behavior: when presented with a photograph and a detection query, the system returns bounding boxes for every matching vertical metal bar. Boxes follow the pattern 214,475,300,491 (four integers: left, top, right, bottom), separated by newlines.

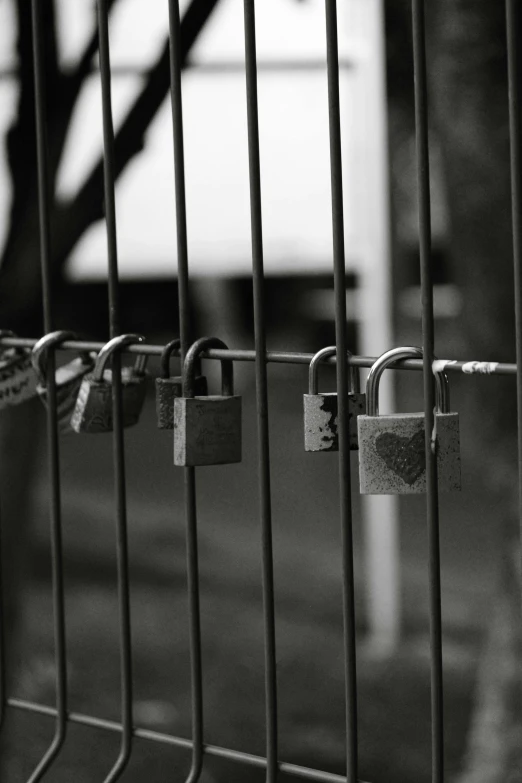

180,469,203,783
97,2,134,780
411,2,444,782
324,3,358,781
0,518,5,731
168,0,190,364
242,3,278,781
168,4,203,782
26,2,69,780
98,0,120,340
506,0,522,629
32,4,53,332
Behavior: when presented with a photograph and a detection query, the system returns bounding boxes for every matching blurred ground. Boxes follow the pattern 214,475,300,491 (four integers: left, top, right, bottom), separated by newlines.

0,313,506,783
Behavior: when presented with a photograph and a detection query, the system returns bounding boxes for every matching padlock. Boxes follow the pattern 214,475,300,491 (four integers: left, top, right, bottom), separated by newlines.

32,331,96,434
0,330,38,409
70,334,148,433
173,336,241,466
358,346,461,494
304,346,366,452
155,338,208,429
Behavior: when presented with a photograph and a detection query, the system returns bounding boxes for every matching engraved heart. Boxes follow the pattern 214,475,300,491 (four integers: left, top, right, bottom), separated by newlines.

375,429,426,485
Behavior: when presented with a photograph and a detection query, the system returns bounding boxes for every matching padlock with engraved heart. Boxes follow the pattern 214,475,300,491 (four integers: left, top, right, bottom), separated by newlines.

32,331,96,434
0,330,39,409
71,334,148,434
358,346,461,494
155,338,208,429
304,346,365,451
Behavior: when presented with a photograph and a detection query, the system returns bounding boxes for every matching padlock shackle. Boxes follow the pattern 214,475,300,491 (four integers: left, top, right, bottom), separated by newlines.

32,330,78,385
366,346,450,416
308,346,360,395
158,338,205,381
93,334,146,382
183,336,233,398
160,338,181,378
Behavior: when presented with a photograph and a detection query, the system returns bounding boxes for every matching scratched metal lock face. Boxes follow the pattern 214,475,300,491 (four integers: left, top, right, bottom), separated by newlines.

173,337,242,467
55,361,93,433
71,366,147,433
155,338,208,429
304,393,366,451
38,358,96,433
174,395,242,466
357,346,461,495
71,336,148,434
156,375,208,428
304,346,365,452
0,346,38,410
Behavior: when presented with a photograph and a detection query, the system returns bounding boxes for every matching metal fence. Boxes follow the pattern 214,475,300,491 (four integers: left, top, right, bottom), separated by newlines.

1,0,521,782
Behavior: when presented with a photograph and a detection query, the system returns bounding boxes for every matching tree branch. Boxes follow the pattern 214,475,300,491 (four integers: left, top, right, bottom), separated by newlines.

70,0,120,86
59,0,221,240
47,0,122,187
6,0,121,200
0,0,220,327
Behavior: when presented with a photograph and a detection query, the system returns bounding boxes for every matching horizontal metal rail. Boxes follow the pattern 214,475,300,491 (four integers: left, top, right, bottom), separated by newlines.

0,336,516,376
7,698,370,783
0,58,355,81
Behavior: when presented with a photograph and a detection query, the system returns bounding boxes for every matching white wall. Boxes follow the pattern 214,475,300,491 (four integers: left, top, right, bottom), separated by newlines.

0,0,377,280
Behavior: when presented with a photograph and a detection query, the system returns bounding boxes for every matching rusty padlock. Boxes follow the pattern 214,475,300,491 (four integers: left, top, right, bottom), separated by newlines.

173,336,241,466
0,330,38,409
304,346,366,452
358,346,461,494
70,334,148,433
155,338,208,429
32,331,96,434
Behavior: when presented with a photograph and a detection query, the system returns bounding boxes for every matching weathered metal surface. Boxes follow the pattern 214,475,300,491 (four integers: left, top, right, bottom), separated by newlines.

173,395,242,466
155,374,208,429
358,411,461,494
70,367,147,433
37,356,95,434
375,428,425,485
0,350,38,409
303,392,366,451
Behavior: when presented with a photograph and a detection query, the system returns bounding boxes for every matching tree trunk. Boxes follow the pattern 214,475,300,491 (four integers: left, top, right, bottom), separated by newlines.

430,1,522,779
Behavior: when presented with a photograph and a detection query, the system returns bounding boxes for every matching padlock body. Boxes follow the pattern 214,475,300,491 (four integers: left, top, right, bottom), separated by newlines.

155,375,208,429
0,351,38,410
358,411,461,494
37,357,94,434
303,392,366,452
173,395,242,466
70,367,147,433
